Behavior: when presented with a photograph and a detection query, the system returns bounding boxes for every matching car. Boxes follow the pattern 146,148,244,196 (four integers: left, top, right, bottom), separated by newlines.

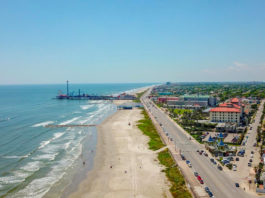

204,153,208,157
186,160,190,164
222,161,227,165
236,157,239,161
217,165,223,171
233,166,237,171
197,176,202,180
188,163,192,168
197,150,199,152
235,183,240,187
213,160,217,165
251,151,254,154
204,186,210,193
208,191,214,197
251,154,254,158
248,162,252,167
249,159,253,162
210,158,214,163
181,154,186,160
199,179,204,184
194,172,199,177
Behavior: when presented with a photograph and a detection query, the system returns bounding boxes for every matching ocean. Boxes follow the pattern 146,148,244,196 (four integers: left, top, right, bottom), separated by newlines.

0,83,151,198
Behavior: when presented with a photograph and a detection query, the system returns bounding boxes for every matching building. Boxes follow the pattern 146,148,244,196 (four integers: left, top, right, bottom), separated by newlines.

158,97,178,103
210,107,241,123
166,94,217,108
216,123,237,132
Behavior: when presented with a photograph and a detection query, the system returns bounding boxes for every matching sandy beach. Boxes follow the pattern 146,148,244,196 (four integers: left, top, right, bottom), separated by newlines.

68,106,172,198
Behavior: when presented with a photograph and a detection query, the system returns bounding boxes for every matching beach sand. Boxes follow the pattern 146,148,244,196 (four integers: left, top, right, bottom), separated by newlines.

68,107,172,198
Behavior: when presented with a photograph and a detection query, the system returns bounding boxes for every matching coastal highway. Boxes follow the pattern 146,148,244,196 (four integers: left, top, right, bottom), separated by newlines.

141,89,255,198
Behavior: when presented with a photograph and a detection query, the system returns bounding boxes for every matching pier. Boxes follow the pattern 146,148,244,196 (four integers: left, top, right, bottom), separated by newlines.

56,81,136,100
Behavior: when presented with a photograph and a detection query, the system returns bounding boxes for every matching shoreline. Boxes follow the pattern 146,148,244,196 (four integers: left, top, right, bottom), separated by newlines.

68,106,171,197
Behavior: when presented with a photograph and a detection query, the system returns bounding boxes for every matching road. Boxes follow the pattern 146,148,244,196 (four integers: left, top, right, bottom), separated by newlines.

229,99,265,191
141,89,256,198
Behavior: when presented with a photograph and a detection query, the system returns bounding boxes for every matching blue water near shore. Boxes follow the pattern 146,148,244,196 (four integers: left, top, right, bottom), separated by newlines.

0,83,151,198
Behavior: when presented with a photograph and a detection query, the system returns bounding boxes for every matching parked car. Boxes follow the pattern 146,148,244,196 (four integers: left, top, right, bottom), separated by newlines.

188,163,192,168
199,179,204,184
197,176,202,181
249,159,253,162
217,165,223,171
235,183,240,187
186,160,190,164
208,191,214,197
233,166,237,171
204,153,208,157
222,160,229,165
194,172,199,177
204,186,210,193
251,151,254,154
248,162,252,167
236,157,239,161
181,154,186,160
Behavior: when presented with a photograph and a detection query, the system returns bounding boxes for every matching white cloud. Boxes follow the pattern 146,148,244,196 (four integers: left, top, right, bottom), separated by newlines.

227,62,250,71
201,62,265,81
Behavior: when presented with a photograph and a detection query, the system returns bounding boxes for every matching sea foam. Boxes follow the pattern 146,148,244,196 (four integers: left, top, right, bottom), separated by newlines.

32,121,54,127
59,117,81,125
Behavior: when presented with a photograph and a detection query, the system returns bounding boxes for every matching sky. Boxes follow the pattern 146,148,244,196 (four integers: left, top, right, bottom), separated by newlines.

1,0,265,84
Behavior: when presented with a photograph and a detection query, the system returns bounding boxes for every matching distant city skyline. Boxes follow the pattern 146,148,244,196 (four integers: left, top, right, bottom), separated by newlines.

1,0,265,84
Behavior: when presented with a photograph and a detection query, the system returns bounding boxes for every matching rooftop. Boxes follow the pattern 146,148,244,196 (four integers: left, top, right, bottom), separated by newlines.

182,94,210,98
231,98,239,103
210,107,240,113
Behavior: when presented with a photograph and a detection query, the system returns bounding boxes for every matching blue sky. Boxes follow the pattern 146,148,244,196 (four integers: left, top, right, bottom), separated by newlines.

1,0,265,84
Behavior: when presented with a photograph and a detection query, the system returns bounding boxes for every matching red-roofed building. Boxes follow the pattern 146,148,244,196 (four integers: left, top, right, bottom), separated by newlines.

158,97,178,103
231,98,240,104
210,107,241,123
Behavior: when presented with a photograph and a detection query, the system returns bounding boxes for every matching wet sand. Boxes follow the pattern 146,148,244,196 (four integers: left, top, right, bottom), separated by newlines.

68,107,172,198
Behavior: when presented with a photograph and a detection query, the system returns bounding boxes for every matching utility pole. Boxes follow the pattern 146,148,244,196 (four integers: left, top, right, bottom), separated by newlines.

67,80,69,96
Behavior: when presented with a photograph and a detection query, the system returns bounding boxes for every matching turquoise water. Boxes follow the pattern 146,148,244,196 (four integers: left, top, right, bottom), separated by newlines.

0,83,151,198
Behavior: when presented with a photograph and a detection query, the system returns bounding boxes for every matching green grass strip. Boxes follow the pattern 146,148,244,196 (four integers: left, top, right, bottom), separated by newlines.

133,91,146,103
158,149,192,198
137,110,165,150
